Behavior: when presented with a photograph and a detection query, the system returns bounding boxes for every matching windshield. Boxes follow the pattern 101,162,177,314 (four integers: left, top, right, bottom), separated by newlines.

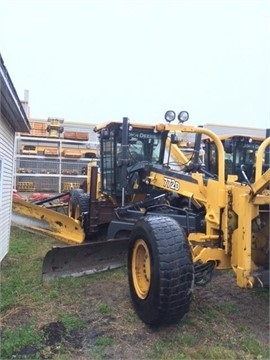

205,137,264,182
116,130,164,165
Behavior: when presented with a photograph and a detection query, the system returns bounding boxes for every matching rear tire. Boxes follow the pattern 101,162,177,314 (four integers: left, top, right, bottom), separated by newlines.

128,215,194,326
68,189,84,218
68,190,90,236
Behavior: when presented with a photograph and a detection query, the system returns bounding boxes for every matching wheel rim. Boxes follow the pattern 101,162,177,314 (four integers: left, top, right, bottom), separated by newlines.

132,239,151,299
67,200,73,217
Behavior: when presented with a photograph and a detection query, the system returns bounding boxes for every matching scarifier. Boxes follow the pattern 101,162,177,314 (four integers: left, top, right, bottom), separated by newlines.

12,112,270,325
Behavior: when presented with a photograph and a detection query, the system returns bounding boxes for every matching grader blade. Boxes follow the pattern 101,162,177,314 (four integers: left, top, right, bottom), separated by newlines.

12,198,84,244
42,238,129,280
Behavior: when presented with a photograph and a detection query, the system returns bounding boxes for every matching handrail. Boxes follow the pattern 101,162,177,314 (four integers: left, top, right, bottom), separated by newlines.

164,124,225,184
255,136,270,182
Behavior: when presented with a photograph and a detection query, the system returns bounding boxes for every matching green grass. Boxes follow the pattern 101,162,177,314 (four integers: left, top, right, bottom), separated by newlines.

89,336,114,359
97,302,112,315
1,323,43,359
252,287,269,301
1,226,269,360
60,314,86,331
148,297,270,360
124,311,141,324
1,228,58,310
1,227,127,359
0,227,90,358
150,326,269,360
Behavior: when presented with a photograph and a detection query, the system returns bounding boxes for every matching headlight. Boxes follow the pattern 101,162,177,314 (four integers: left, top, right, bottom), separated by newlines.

164,110,176,123
178,111,189,123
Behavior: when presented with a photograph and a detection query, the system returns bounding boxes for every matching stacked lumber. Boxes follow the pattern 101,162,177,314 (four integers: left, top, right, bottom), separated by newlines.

61,149,82,158
43,148,59,156
21,122,47,137
64,131,89,141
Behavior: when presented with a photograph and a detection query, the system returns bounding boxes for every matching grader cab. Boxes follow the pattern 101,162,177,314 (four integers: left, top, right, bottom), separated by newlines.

203,133,268,182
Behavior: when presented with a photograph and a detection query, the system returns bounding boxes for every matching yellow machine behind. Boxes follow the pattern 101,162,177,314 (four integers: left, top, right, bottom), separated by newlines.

12,111,270,325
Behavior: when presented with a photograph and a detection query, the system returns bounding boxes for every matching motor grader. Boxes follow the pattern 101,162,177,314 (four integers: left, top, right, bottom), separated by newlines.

12,111,270,325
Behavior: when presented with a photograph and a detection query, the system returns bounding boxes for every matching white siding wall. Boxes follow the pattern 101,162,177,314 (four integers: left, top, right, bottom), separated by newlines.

0,116,15,261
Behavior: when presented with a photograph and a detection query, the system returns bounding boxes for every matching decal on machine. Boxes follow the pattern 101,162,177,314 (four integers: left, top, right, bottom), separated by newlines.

163,177,180,191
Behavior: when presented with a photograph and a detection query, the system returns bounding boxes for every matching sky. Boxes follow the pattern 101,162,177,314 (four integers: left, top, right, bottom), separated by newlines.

0,0,269,128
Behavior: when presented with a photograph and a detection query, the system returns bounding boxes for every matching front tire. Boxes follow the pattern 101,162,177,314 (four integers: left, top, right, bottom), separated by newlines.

128,215,194,326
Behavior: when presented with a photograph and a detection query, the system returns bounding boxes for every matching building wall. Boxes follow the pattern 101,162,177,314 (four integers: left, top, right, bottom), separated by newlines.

204,123,266,138
0,116,15,261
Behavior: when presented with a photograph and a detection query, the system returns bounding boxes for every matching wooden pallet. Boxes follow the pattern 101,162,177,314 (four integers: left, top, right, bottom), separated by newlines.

17,182,36,191
62,149,82,158
64,131,89,141
61,182,81,191
20,145,38,155
44,148,59,156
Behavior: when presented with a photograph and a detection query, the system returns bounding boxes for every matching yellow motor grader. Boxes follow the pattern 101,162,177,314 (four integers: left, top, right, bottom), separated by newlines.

12,111,270,325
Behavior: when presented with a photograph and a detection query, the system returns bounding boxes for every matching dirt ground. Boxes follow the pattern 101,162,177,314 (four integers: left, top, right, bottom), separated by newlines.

4,267,269,360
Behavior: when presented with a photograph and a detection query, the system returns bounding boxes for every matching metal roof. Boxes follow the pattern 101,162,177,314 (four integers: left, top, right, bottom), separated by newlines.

0,54,30,132
203,123,267,138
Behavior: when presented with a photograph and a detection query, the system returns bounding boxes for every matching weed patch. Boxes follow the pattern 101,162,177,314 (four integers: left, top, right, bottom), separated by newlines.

89,335,114,359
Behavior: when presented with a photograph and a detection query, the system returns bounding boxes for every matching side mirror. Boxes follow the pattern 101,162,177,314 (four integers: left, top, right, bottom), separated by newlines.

100,128,110,140
224,139,233,154
170,134,179,144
